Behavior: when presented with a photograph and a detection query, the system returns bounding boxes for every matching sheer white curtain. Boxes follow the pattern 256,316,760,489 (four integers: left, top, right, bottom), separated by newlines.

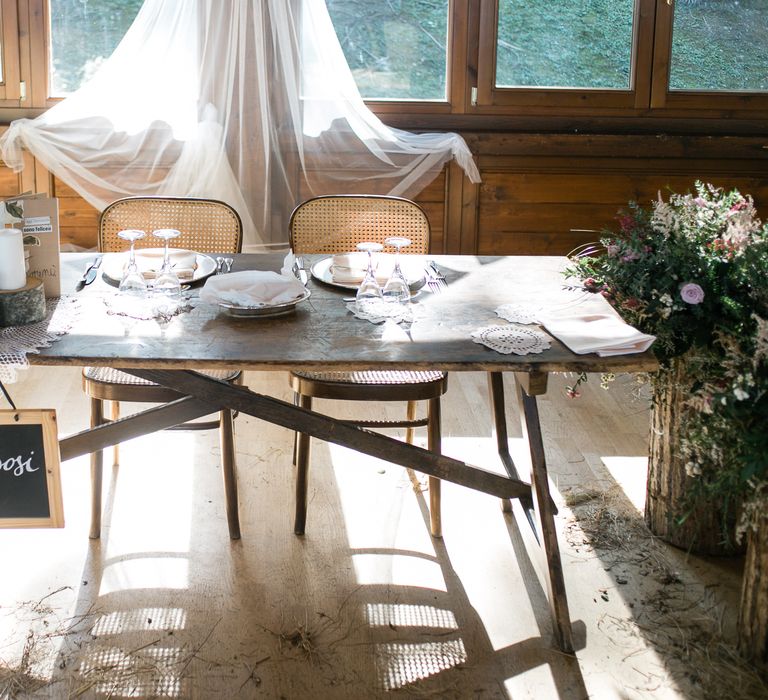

0,0,480,250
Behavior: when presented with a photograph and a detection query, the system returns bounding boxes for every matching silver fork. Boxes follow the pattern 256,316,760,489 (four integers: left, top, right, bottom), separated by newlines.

426,260,447,292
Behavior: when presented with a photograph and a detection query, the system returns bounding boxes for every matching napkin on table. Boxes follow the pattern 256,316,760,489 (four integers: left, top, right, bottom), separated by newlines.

331,252,422,285
199,270,306,307
135,248,197,280
540,313,655,357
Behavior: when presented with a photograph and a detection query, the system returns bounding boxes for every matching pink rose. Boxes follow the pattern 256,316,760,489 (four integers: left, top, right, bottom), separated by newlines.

680,282,704,305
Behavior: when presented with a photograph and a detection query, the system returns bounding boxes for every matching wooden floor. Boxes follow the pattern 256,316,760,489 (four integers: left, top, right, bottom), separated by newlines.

2,367,763,699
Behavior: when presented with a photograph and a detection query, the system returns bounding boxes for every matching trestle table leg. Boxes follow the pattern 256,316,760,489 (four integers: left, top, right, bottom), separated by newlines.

515,377,574,653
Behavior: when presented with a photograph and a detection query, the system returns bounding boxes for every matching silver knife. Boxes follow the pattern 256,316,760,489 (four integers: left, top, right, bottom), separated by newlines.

75,255,103,291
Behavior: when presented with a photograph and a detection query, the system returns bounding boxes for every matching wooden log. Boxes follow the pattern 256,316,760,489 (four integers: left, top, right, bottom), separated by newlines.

0,276,45,327
739,514,768,675
645,356,743,556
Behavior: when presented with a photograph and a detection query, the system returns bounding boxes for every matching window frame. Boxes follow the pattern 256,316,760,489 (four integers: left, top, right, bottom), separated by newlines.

0,0,22,104
649,0,768,113
6,0,768,123
474,0,656,111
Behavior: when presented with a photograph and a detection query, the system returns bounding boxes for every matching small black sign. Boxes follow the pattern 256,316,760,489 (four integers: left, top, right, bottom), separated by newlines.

0,410,63,528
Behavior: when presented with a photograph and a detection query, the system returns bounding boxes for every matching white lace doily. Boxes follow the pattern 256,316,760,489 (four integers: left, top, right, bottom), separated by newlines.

0,296,81,383
471,324,551,355
104,294,193,322
495,303,542,325
345,299,415,325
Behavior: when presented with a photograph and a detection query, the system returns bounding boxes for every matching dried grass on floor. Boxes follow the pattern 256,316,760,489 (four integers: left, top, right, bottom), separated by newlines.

563,489,768,700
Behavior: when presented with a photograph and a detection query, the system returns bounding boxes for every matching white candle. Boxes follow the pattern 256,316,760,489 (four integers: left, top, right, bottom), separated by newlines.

0,228,27,290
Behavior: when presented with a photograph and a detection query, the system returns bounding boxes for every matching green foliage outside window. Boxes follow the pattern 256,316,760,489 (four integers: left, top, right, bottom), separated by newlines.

496,0,634,89
326,0,448,100
49,0,143,95
671,0,768,91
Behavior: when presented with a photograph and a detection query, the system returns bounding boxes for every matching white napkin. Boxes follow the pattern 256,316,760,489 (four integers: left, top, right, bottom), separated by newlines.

199,270,306,307
135,248,197,280
331,252,422,285
541,313,655,357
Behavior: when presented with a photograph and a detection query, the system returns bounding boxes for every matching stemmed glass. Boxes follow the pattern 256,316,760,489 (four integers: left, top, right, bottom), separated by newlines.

383,236,412,305
355,241,383,311
151,228,182,298
117,229,148,296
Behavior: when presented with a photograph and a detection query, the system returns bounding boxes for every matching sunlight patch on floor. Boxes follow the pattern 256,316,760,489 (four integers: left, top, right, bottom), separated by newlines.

365,603,459,630
602,455,648,512
100,556,190,594
351,553,446,590
375,639,467,690
91,608,187,636
503,663,558,698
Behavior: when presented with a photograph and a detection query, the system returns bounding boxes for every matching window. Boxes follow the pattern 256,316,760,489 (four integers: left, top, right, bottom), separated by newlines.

669,0,767,92
326,0,450,101
47,0,143,97
495,0,635,90
477,0,768,114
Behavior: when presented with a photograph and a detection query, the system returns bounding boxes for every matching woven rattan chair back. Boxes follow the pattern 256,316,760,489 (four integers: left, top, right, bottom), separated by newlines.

289,195,430,255
99,196,243,254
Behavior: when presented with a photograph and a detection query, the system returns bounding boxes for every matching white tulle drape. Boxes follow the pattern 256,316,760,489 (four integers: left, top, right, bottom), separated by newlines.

0,0,480,250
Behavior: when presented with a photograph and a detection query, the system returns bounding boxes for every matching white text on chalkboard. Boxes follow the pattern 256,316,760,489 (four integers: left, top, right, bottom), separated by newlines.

1,451,38,477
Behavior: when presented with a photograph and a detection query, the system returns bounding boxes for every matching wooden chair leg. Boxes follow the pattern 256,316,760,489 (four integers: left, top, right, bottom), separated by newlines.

294,394,313,535
219,409,241,540
405,400,417,444
292,391,300,465
427,396,442,538
89,397,105,539
111,400,120,468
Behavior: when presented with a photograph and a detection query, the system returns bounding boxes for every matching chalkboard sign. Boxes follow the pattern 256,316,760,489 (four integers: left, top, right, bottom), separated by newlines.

0,409,64,528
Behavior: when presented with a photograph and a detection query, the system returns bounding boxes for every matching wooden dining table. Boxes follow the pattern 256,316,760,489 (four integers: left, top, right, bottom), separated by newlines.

31,251,658,654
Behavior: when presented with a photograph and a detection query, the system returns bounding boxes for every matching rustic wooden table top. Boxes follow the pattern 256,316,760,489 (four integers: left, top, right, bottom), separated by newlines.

32,252,658,374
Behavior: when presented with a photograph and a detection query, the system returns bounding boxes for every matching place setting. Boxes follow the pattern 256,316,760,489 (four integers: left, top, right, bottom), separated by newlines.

309,237,428,299
197,250,310,318
101,228,203,320
334,238,428,325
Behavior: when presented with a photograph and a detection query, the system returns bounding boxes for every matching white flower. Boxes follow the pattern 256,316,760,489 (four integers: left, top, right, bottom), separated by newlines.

734,387,750,401
685,462,702,477
651,202,675,234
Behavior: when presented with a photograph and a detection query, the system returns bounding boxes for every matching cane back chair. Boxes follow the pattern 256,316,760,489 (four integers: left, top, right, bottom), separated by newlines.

82,196,243,540
289,194,448,537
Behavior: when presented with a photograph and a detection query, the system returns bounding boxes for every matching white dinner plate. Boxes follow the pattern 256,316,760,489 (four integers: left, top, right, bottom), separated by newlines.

101,249,218,286
218,287,311,318
310,256,426,292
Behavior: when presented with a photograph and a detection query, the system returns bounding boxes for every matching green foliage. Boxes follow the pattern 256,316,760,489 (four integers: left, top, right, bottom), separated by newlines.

326,0,448,100
49,0,144,94
496,0,634,88
671,0,768,91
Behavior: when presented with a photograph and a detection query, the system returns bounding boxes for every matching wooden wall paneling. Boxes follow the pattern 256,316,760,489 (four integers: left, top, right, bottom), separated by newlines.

51,176,98,249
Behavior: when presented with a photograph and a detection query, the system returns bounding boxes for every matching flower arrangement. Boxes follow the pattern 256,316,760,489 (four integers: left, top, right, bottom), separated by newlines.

565,182,768,534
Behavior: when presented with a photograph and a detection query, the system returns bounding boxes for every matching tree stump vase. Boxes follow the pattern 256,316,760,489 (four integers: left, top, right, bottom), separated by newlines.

645,356,743,556
739,514,768,676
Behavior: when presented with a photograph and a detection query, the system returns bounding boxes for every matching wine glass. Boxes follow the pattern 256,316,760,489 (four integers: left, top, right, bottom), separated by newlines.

117,229,148,296
151,228,182,297
383,236,412,305
355,241,383,311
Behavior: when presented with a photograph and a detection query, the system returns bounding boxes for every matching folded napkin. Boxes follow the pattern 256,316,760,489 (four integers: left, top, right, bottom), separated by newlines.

135,248,197,279
199,270,306,307
331,252,422,285
541,313,655,357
